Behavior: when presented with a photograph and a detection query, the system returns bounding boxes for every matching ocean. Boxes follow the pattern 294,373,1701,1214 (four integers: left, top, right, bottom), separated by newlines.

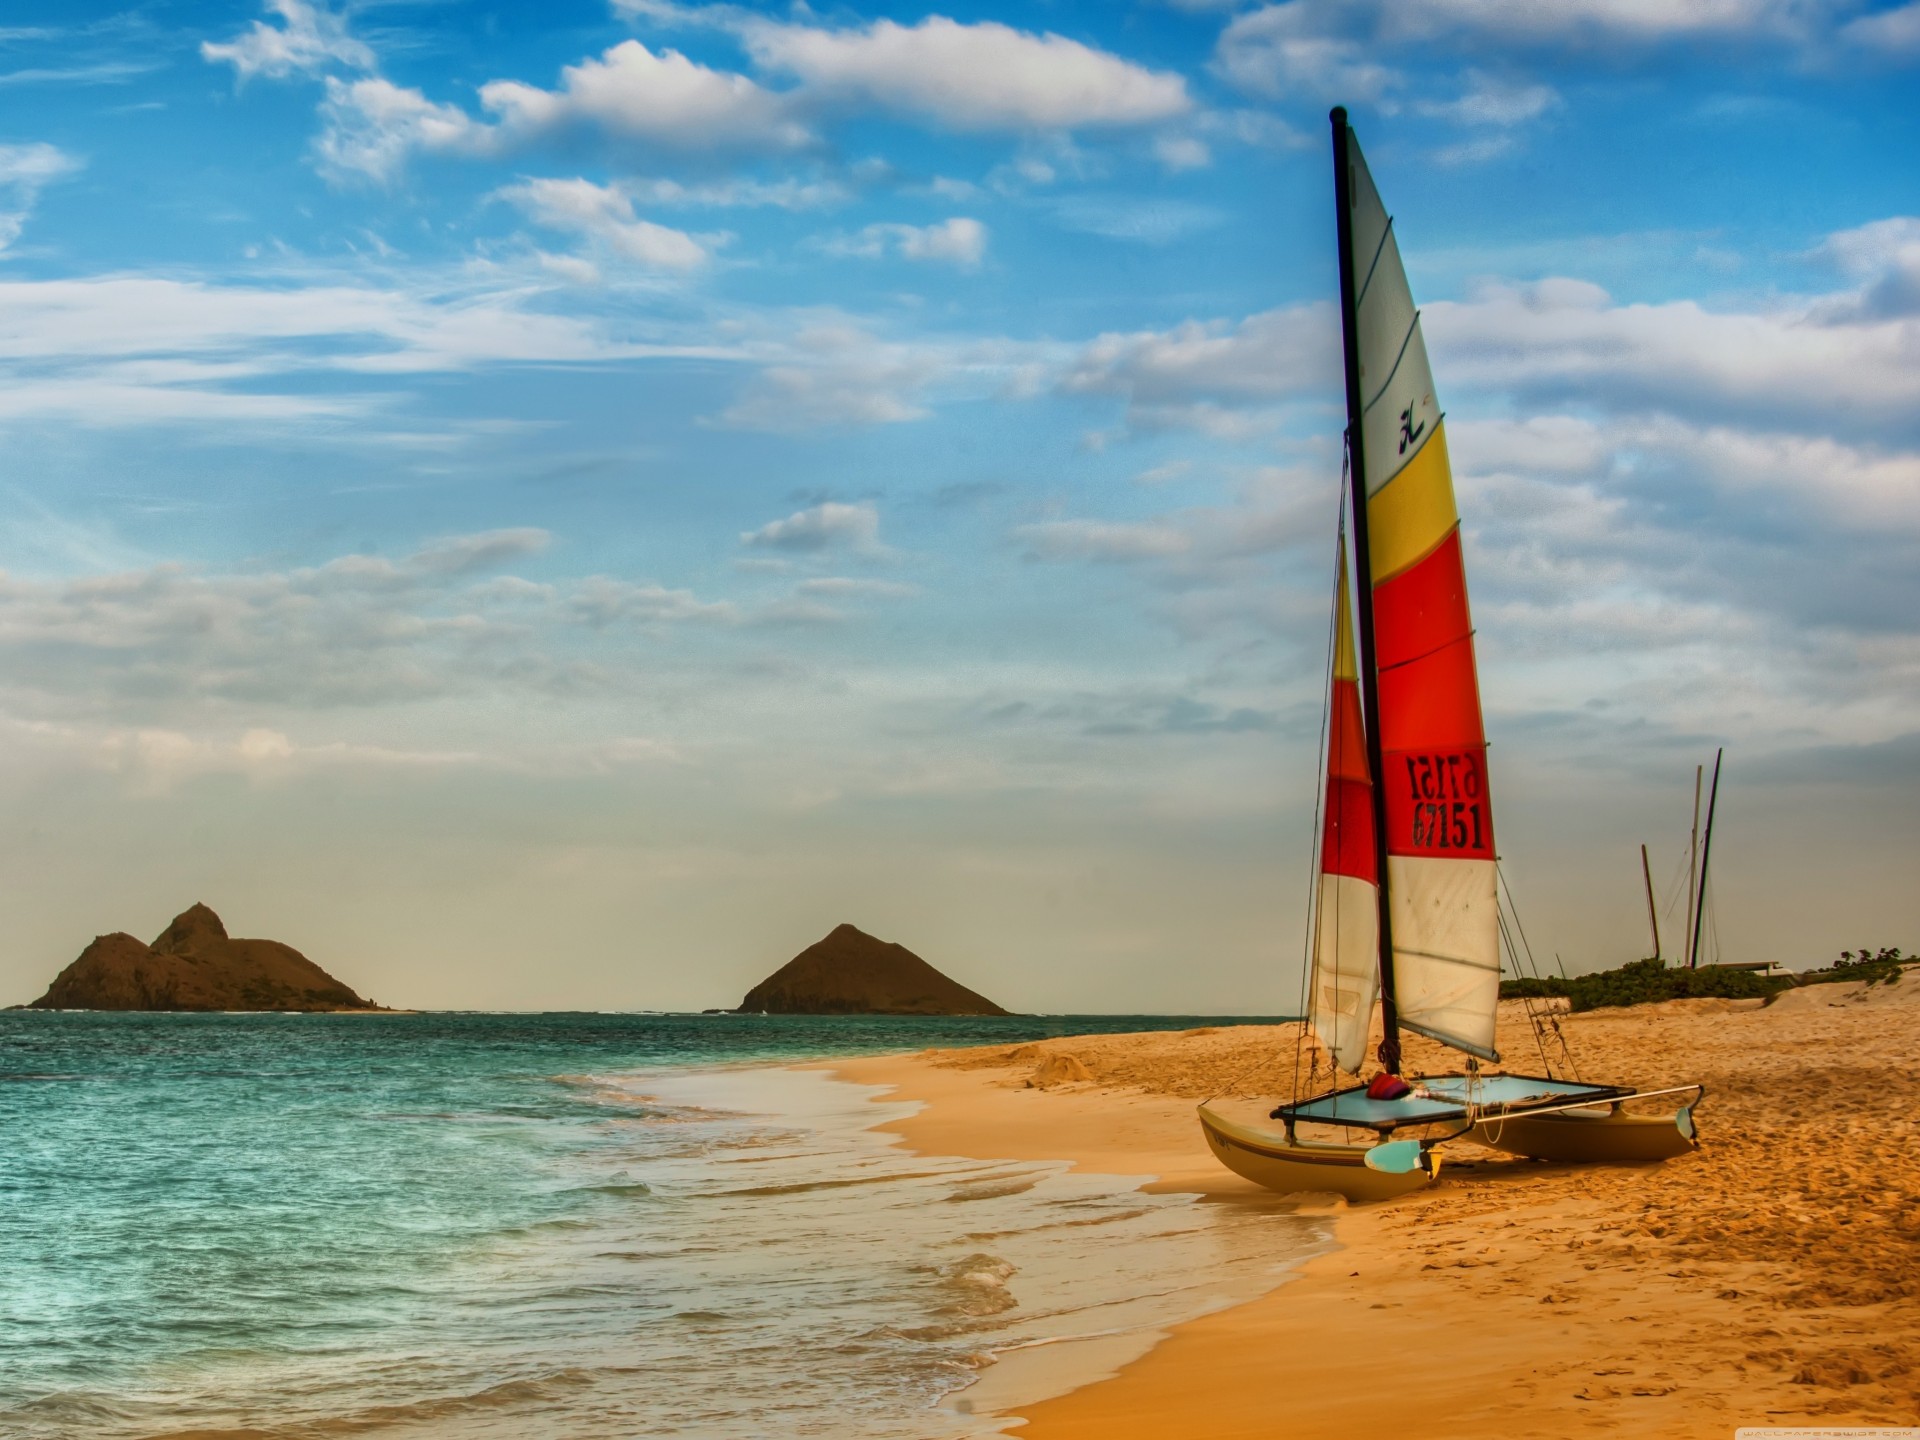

0,1012,1324,1439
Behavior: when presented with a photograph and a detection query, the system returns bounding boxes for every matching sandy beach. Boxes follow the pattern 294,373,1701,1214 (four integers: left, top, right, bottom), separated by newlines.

833,979,1920,1437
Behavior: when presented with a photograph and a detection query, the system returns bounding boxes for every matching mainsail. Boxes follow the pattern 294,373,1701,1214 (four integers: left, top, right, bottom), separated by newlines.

1338,118,1501,1063
1309,547,1378,1074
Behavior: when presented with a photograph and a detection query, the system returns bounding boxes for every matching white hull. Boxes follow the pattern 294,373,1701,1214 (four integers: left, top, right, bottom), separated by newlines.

1196,1104,1437,1203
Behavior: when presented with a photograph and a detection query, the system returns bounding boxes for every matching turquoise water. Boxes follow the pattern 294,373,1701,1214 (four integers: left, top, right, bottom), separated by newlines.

0,1012,1317,1439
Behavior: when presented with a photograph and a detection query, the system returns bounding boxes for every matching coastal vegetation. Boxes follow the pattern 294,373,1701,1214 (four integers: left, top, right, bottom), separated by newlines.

1499,958,1788,1011
1797,947,1913,987
1500,947,1913,1011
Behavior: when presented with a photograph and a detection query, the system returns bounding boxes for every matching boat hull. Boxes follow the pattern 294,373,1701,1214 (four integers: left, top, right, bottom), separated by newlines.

1469,1104,1697,1163
1197,1104,1436,1202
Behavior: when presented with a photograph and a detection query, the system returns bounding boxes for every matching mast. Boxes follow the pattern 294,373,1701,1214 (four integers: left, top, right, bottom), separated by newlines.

1684,764,1702,968
1689,748,1723,970
1330,105,1402,1075
1640,843,1661,961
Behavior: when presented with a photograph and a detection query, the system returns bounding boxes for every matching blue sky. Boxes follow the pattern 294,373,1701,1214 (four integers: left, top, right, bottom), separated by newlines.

0,0,1915,1010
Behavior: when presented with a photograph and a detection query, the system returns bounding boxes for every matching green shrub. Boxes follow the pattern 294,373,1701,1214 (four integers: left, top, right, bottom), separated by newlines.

1799,947,1909,987
1501,958,1788,1011
1498,975,1568,999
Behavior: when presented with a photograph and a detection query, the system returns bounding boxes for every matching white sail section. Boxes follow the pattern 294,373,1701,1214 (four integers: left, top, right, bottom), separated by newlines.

1310,871,1379,1074
1386,856,1501,1061
1347,145,1441,499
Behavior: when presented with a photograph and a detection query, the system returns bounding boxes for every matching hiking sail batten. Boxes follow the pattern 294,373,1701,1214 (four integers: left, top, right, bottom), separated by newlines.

1335,109,1500,1065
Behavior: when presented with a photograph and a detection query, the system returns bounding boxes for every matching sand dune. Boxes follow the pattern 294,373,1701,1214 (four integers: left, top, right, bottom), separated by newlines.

834,977,1920,1436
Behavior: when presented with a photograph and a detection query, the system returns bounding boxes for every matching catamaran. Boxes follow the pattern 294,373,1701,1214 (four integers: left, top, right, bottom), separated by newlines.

1198,109,1703,1202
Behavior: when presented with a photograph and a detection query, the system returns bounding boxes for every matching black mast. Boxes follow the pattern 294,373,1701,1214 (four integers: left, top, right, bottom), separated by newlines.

1688,748,1724,970
1330,106,1402,1075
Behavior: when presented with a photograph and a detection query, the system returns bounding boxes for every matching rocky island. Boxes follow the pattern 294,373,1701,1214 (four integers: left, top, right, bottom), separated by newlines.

738,923,1009,1016
27,903,382,1012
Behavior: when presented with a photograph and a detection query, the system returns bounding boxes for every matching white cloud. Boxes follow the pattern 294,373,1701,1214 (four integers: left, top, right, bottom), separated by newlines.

0,529,775,726
0,142,82,188
741,502,882,553
479,40,811,154
1380,0,1824,47
1152,134,1213,171
0,272,744,426
1214,0,1840,107
202,0,374,80
795,577,918,600
1842,1,1920,53
1062,302,1338,430
299,17,1184,188
1426,273,1920,439
499,177,715,272
0,141,82,254
313,41,808,186
568,577,738,627
740,15,1191,131
1016,518,1193,562
627,175,852,210
713,325,947,431
537,251,602,286
1417,70,1561,126
1812,216,1920,319
1133,460,1194,486
1215,5,1402,103
316,76,484,185
822,217,987,269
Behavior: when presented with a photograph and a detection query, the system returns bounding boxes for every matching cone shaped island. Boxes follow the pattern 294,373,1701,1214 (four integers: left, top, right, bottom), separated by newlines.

737,923,1009,1015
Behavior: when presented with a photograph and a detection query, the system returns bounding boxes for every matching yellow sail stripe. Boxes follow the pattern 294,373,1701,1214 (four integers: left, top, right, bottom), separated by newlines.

1366,419,1459,585
1333,546,1358,682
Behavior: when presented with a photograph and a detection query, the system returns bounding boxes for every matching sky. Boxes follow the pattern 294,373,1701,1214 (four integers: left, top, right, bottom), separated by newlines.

0,0,1915,1013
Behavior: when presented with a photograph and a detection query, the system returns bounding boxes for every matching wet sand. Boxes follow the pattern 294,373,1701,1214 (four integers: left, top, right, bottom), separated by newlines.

831,978,1920,1437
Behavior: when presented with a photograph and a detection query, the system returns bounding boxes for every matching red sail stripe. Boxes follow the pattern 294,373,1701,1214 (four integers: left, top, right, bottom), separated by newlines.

1372,528,1469,672
1376,635,1485,752
1323,774,1378,882
1327,675,1369,783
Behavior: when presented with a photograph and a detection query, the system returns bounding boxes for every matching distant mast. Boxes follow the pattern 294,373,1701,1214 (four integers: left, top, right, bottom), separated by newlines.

1641,843,1661,961
1684,765,1703,969
1689,749,1724,970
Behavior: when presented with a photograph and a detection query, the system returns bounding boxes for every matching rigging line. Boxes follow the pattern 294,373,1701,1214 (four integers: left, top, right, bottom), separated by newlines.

1493,883,1551,1073
1497,900,1555,1077
1273,450,1346,1110
1497,860,1583,1082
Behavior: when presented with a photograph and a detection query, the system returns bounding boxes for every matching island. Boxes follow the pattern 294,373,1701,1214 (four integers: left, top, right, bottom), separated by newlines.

26,903,383,1012
738,923,1010,1016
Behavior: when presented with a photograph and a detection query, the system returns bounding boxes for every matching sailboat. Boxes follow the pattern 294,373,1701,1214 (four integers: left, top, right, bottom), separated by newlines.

1197,109,1703,1201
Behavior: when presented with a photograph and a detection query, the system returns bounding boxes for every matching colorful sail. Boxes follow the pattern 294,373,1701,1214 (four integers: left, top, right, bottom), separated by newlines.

1308,547,1378,1074
1343,131,1501,1062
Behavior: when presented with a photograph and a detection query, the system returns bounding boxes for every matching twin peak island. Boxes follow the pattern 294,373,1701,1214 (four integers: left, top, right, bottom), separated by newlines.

24,909,1010,1016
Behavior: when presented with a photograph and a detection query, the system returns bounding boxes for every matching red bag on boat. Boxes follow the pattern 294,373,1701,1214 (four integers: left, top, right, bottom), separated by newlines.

1366,1073,1412,1101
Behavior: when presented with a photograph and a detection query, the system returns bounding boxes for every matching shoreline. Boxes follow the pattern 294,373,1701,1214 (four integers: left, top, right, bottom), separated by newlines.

826,984,1920,1436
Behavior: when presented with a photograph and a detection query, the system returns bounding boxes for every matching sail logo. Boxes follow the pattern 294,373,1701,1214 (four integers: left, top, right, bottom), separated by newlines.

1398,402,1426,455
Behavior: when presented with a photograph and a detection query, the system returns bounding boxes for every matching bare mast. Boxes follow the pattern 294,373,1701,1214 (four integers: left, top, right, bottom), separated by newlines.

1684,764,1702,971
1689,749,1724,970
1641,843,1661,961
